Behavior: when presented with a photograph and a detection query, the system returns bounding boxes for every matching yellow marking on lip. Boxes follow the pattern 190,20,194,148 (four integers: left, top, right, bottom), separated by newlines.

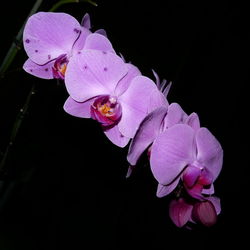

59,63,67,76
98,104,113,116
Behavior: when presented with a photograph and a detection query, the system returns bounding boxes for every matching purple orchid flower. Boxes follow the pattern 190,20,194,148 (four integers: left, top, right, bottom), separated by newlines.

127,104,223,199
150,117,223,199
127,103,187,177
23,12,114,80
169,196,221,228
63,50,167,147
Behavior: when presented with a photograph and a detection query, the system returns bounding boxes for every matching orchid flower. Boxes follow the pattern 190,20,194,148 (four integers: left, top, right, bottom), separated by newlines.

150,117,223,199
128,104,223,199
63,50,167,147
127,103,187,176
23,12,114,80
169,196,221,228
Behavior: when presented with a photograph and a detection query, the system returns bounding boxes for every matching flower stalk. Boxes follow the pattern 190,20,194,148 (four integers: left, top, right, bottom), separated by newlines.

0,0,97,176
0,84,37,174
0,0,44,78
50,0,97,12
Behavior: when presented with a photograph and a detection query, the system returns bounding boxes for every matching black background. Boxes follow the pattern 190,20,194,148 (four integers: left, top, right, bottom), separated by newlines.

0,0,248,249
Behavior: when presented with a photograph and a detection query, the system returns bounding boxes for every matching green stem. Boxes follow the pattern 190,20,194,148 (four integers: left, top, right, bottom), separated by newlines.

0,84,37,174
50,0,80,11
0,0,43,78
84,0,97,7
50,0,97,11
0,0,97,176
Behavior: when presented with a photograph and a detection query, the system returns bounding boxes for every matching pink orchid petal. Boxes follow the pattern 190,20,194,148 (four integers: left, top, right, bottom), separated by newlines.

63,96,95,118
163,102,187,130
207,196,221,215
23,58,54,79
150,124,195,185
115,63,141,97
81,13,91,29
23,12,82,64
202,184,215,195
72,26,92,51
65,50,128,102
104,126,130,148
127,106,168,166
83,33,114,53
196,127,223,180
169,198,193,227
148,88,168,112
192,200,217,227
72,13,92,51
185,112,200,131
156,178,179,198
118,76,162,138
118,101,144,139
95,29,107,37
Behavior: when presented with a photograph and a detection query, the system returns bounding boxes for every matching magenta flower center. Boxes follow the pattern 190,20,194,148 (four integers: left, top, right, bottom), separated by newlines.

91,95,122,127
52,54,69,79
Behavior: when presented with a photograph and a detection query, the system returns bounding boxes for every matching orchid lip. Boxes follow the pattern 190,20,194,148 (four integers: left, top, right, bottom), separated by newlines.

52,54,69,79
91,95,122,128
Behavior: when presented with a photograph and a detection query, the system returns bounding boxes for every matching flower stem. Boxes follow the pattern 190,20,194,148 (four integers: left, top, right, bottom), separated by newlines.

0,84,37,175
0,0,97,178
0,0,98,178
49,0,97,11
0,0,44,78
0,0,43,176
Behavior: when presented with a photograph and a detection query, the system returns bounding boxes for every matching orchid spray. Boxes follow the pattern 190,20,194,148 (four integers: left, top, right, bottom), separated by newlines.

1,1,223,230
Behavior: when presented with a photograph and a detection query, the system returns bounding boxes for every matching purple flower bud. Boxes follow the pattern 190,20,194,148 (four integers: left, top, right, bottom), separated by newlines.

169,198,193,228
192,200,217,227
169,196,221,228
